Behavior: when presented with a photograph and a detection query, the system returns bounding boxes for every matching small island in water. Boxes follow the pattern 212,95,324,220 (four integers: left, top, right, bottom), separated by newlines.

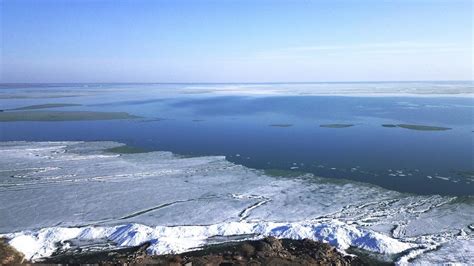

0,111,140,122
320,124,354,128
269,124,293,127
382,124,451,131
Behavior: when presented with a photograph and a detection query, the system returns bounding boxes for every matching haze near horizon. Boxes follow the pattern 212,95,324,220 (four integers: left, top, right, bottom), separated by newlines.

1,0,472,83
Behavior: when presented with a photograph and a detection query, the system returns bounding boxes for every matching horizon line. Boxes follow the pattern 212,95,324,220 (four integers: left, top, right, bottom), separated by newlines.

0,80,472,85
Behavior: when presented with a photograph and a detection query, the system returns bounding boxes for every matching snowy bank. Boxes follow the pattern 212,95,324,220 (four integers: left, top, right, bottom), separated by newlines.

4,220,413,262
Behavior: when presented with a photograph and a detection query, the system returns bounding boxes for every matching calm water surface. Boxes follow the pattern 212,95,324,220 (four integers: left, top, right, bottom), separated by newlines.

0,83,472,195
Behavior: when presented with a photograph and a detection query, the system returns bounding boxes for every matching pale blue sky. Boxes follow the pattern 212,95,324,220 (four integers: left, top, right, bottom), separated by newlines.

1,0,472,82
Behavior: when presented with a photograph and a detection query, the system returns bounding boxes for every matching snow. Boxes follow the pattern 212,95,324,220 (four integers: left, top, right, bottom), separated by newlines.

410,239,474,265
4,220,413,261
0,141,473,264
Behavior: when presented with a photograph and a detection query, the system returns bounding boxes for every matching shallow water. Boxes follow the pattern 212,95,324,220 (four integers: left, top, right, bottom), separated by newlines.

0,82,472,195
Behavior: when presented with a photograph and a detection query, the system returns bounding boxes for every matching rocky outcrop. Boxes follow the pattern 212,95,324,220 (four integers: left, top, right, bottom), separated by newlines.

0,238,24,264
42,237,363,265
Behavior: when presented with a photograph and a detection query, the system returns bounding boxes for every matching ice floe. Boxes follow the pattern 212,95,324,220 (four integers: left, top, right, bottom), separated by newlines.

0,141,473,264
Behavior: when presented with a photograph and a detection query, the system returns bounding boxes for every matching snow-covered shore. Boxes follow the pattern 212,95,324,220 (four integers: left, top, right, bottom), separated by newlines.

5,220,413,262
0,141,472,264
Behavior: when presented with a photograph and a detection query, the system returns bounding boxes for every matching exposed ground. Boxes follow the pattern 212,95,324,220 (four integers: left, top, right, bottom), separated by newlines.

382,124,451,131
37,237,365,265
0,111,140,121
320,124,354,128
9,103,82,110
0,238,24,264
269,124,293,127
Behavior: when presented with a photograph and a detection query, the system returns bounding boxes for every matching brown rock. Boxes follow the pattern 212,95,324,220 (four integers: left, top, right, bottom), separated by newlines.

37,237,368,265
0,238,25,264
240,243,255,257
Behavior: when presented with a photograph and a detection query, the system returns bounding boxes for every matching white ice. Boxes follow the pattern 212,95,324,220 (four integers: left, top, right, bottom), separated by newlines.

5,220,413,261
0,141,472,264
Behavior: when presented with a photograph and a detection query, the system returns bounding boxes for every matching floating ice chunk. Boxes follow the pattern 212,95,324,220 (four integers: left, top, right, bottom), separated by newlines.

434,176,450,181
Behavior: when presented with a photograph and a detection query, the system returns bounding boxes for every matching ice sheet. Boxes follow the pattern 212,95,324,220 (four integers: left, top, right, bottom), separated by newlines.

0,141,472,264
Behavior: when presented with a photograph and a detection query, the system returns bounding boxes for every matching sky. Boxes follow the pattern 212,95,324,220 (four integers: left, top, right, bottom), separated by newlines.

0,0,472,83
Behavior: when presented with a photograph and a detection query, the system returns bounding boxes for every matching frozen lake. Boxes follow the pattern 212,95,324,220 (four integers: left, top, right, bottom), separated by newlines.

0,82,473,263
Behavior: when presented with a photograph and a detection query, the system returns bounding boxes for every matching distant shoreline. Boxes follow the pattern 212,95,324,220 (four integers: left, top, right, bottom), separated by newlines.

0,80,472,86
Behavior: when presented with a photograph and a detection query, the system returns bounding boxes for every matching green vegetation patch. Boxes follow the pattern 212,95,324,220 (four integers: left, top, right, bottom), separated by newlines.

269,124,293,127
320,124,354,128
104,145,150,154
396,124,451,131
0,111,140,122
10,103,82,110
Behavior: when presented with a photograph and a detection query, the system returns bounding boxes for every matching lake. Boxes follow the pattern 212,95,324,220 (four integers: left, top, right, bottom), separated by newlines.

1,82,472,196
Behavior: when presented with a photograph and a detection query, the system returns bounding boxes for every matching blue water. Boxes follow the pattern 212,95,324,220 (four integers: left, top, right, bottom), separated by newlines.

0,83,473,195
